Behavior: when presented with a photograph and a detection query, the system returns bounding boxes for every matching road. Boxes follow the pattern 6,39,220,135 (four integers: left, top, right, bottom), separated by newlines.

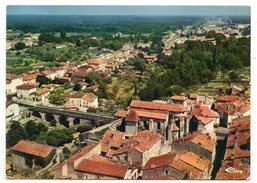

17,101,114,122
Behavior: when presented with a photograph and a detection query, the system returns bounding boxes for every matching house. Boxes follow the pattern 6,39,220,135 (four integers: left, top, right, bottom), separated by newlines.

29,88,50,104
142,151,211,180
42,69,56,80
190,102,220,132
144,54,158,63
66,92,98,111
169,96,188,107
216,116,250,180
87,60,108,72
16,83,37,100
71,71,88,82
6,100,20,123
54,143,101,179
128,100,189,138
6,74,23,95
22,73,39,83
197,95,214,107
11,140,56,170
112,130,162,168
119,109,169,138
77,65,92,73
216,95,240,104
214,97,250,127
171,130,217,163
100,130,126,156
79,82,88,90
75,155,137,179
100,130,162,168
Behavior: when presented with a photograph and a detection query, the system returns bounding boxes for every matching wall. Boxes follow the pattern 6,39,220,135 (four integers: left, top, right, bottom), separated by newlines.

17,88,37,100
6,103,20,123
6,77,23,95
171,141,214,162
12,151,27,170
125,121,137,135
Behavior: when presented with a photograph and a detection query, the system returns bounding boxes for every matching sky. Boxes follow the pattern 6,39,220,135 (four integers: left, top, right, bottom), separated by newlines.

7,6,250,16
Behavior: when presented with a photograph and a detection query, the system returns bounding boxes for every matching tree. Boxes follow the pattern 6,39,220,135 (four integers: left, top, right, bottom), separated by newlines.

62,147,71,159
46,128,73,147
87,107,97,113
170,85,184,95
36,75,51,87
73,83,81,91
25,120,39,139
133,59,146,74
48,93,67,105
50,119,57,127
14,42,26,50
6,121,28,147
60,31,66,40
37,123,48,132
228,70,240,82
77,123,92,133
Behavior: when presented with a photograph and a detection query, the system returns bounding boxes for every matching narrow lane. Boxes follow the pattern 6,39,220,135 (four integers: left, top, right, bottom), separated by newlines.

211,137,228,179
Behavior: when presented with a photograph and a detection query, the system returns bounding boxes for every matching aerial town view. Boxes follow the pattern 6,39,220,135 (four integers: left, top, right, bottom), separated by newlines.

5,6,250,180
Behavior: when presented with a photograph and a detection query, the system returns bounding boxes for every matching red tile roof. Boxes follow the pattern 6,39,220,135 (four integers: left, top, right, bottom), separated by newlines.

87,84,100,90
16,83,36,90
143,152,176,170
72,71,88,77
11,140,55,157
194,115,213,125
64,103,78,109
114,109,127,118
179,151,210,171
174,130,216,153
130,130,162,153
130,100,187,113
76,159,128,178
170,95,187,101
67,92,85,98
6,73,20,80
217,95,240,102
125,110,140,123
101,130,125,153
87,59,108,65
34,88,49,95
191,105,220,118
216,160,250,180
82,93,97,102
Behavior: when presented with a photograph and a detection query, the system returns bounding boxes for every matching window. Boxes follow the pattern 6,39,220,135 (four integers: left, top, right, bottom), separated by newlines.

157,122,161,130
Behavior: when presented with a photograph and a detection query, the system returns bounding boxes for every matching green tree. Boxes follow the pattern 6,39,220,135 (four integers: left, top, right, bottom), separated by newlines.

60,31,66,40
48,93,67,105
77,123,92,133
170,85,184,95
46,128,73,147
133,59,146,74
6,121,28,147
87,107,97,113
25,120,39,139
37,123,48,132
73,83,82,91
36,75,51,87
62,147,71,159
14,42,26,50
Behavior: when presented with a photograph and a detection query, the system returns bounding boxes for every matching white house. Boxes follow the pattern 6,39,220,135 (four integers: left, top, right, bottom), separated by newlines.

66,92,98,112
29,88,50,104
16,83,37,100
6,74,23,95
